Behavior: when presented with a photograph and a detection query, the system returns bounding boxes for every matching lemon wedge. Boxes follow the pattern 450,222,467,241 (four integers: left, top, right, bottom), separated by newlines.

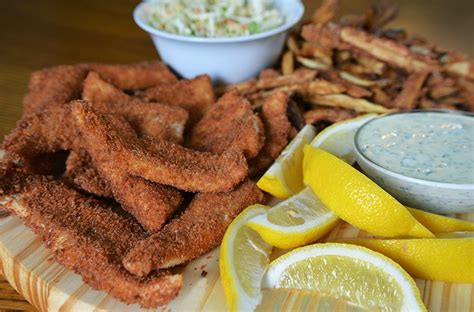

311,113,377,164
303,146,434,238
220,205,272,312
263,243,426,311
247,187,339,249
339,237,474,283
257,124,316,198
407,207,474,233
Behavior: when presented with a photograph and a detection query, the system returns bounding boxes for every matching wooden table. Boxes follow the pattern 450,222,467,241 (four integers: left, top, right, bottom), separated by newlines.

0,1,472,310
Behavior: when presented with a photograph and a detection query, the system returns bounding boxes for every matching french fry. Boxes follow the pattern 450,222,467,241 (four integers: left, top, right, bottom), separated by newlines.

296,56,330,70
303,79,346,96
311,0,340,25
304,106,357,124
393,71,429,110
281,51,295,75
445,62,474,80
357,55,386,75
255,68,316,90
299,42,332,65
308,94,393,113
339,71,390,87
339,27,438,72
286,35,300,54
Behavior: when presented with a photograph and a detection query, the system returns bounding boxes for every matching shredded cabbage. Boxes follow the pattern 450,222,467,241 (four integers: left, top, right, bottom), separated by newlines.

144,0,285,37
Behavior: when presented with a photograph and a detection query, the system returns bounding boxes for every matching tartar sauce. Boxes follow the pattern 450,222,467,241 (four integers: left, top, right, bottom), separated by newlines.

356,112,474,184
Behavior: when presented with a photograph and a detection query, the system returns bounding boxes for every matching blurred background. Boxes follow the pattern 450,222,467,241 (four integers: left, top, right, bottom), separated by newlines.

0,0,473,137
0,0,472,310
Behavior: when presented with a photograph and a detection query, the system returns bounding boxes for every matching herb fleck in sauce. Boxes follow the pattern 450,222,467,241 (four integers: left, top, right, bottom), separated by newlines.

357,112,474,184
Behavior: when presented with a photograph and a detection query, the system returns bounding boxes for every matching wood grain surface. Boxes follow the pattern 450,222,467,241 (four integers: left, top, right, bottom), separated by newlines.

0,0,473,310
0,198,472,311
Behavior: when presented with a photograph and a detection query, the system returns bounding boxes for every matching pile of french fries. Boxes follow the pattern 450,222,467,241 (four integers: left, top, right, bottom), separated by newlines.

218,0,473,127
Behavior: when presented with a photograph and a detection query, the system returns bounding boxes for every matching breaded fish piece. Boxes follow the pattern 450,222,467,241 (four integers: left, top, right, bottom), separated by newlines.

88,61,177,90
139,75,215,126
64,149,113,198
22,61,177,116
0,170,182,308
22,65,88,115
4,103,183,231
83,71,188,143
186,91,265,159
72,102,248,193
249,92,291,176
123,179,264,277
3,106,78,160
76,113,183,232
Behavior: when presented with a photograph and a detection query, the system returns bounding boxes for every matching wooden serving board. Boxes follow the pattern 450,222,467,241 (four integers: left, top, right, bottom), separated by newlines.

0,204,472,311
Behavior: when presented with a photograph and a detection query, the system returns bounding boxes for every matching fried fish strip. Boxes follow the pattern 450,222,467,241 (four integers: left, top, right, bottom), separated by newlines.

64,149,113,198
72,101,248,193
4,103,184,231
249,92,291,176
83,71,188,143
22,61,177,116
87,61,177,90
76,112,183,232
186,91,265,159
0,170,182,308
2,106,77,160
123,179,264,277
69,72,188,198
139,75,215,126
22,65,88,115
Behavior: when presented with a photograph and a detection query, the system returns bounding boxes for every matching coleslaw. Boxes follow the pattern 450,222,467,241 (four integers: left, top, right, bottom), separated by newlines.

143,0,285,37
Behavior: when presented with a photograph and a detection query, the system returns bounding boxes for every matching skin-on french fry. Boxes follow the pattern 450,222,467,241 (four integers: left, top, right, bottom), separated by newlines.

308,94,394,113
281,51,295,75
286,35,300,54
296,56,330,70
311,0,339,25
393,71,429,110
299,42,333,65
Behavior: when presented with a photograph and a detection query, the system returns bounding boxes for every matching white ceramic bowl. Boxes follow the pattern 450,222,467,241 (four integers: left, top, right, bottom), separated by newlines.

354,111,474,214
133,0,304,84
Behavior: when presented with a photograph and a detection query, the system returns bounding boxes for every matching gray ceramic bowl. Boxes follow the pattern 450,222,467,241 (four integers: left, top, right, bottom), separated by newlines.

354,111,474,214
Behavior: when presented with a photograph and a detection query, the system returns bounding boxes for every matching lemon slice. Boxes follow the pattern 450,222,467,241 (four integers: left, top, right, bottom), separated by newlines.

257,124,316,199
311,113,377,164
339,237,474,283
247,187,339,249
263,243,426,311
220,205,272,312
407,207,474,233
303,146,434,238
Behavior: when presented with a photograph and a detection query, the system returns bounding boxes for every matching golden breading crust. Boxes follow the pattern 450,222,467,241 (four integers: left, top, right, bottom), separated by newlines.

22,61,177,116
64,149,113,198
139,75,215,126
82,71,188,143
2,106,78,160
249,92,291,176
123,179,264,277
22,65,88,116
186,91,265,159
74,112,183,232
88,61,177,90
0,169,182,308
72,101,248,193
